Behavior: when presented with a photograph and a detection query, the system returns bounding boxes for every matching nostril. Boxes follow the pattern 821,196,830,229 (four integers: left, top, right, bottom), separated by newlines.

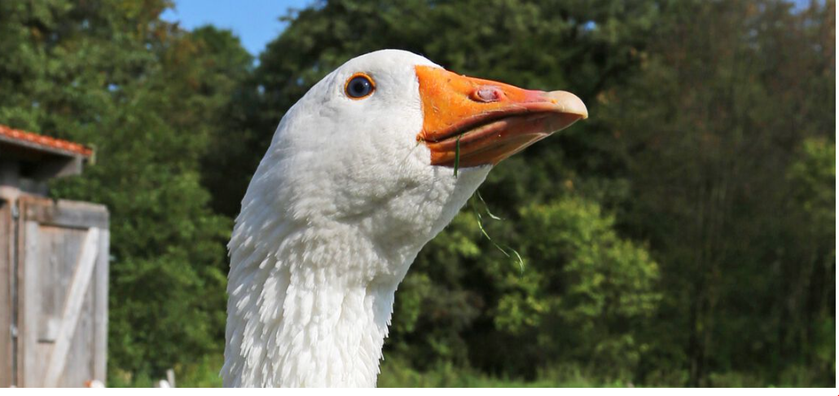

471,86,503,103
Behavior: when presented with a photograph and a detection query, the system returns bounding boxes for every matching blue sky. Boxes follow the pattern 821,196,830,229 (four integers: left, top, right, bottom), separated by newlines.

161,0,314,55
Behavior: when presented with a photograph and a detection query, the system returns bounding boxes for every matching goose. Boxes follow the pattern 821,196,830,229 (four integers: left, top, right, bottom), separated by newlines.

222,49,588,387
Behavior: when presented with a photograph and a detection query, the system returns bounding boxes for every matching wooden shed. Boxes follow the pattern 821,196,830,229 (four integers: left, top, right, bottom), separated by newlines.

0,125,109,387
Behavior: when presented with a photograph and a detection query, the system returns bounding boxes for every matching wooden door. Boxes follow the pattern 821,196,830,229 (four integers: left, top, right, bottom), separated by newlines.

16,197,109,387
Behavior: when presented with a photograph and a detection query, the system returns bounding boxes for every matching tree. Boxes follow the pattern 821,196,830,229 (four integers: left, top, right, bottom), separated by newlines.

600,0,835,386
0,0,249,380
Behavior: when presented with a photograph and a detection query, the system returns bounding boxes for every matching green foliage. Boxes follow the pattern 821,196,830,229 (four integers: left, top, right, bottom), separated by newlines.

174,354,226,388
788,137,835,233
516,199,660,374
0,0,247,380
597,0,835,385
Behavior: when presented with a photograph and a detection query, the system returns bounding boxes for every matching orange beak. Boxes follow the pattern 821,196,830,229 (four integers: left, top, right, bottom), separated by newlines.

416,66,588,168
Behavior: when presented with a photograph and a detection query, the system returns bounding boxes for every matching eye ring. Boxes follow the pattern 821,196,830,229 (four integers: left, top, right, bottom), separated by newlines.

345,73,376,99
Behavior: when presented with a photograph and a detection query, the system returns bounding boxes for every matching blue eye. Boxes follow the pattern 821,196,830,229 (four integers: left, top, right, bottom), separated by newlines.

345,74,375,99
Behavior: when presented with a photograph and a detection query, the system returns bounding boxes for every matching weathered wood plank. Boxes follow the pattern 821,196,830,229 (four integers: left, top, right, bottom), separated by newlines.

0,200,11,387
92,229,109,382
20,220,40,387
61,283,94,387
37,227,78,343
37,226,85,344
23,198,108,229
43,228,99,387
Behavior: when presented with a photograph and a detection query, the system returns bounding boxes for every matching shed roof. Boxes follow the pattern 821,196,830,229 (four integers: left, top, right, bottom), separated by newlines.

0,124,93,158
0,124,93,182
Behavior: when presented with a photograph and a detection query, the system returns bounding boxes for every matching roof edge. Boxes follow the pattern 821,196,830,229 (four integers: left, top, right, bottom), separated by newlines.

0,124,93,158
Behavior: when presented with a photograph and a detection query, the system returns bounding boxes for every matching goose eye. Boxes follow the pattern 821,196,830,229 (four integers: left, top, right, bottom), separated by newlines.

345,74,375,99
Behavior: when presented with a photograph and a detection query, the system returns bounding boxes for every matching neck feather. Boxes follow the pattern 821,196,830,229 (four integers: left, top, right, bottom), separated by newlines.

222,155,490,387
222,221,410,387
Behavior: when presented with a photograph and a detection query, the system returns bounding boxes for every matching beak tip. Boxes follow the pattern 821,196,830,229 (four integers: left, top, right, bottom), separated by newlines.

545,90,588,120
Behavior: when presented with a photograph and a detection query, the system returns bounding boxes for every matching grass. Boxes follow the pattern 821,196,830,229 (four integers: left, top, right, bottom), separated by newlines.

108,354,224,388
377,358,632,387
112,353,626,387
110,354,831,388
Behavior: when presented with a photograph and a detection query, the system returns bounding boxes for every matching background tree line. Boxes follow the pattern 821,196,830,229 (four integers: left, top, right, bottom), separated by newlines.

0,0,833,387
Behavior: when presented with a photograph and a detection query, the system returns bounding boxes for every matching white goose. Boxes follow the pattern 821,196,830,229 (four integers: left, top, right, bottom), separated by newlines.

222,50,587,387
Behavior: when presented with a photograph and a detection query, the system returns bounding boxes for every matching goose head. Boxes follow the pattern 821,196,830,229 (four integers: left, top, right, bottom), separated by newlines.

223,49,587,387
